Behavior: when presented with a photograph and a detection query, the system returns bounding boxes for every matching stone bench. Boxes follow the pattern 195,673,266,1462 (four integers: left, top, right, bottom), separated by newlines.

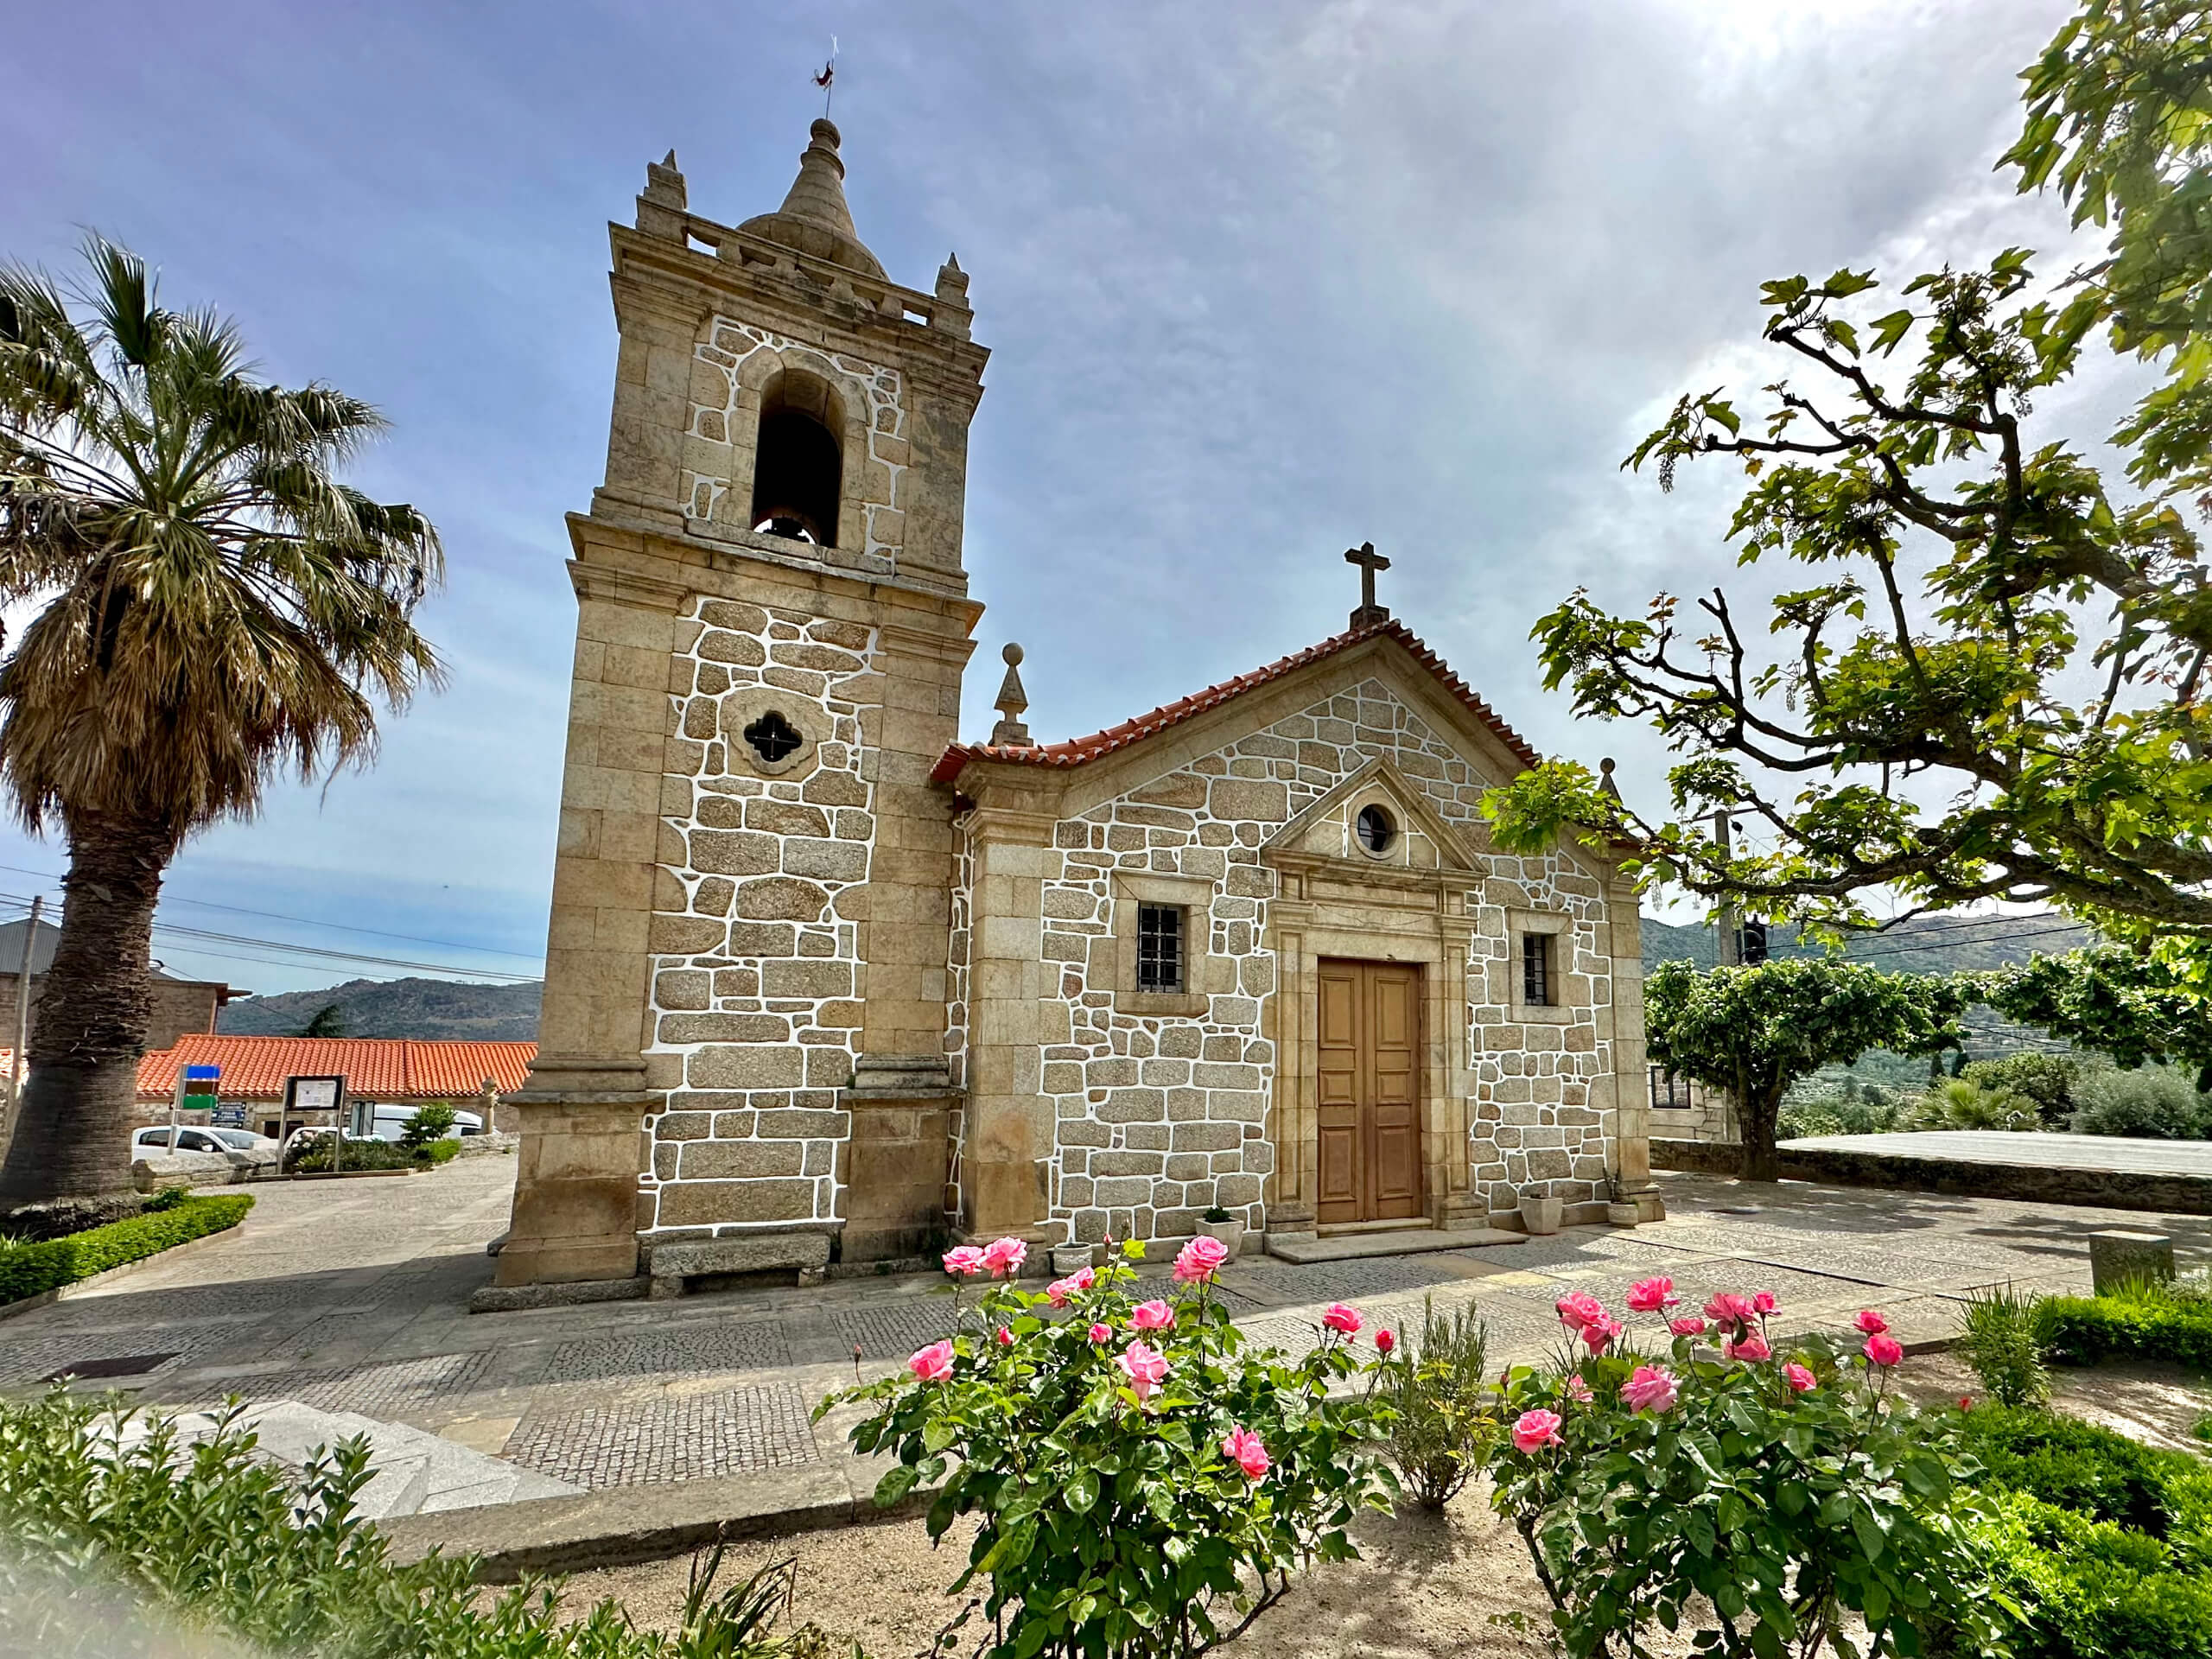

645,1231,830,1298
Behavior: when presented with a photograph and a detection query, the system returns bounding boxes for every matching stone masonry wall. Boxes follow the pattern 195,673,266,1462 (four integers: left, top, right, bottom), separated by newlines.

1007,676,1616,1244
682,317,909,569
638,594,879,1239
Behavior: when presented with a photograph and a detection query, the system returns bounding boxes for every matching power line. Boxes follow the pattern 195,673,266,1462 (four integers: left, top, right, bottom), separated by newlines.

0,861,545,965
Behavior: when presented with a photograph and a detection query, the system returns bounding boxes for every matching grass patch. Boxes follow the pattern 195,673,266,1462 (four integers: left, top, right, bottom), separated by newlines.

0,1193,251,1306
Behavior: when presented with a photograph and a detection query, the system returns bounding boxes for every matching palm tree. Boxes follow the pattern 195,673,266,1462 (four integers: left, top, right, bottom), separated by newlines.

0,238,441,1205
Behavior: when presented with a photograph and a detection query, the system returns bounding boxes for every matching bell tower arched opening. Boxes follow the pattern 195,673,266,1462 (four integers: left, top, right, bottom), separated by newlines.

748,371,844,546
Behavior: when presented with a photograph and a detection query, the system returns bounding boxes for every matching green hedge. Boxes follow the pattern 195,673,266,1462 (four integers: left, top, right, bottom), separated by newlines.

0,1194,251,1306
2037,1287,2212,1372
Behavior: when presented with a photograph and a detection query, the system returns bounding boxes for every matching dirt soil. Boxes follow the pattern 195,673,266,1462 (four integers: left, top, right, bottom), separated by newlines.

1900,1352,2212,1452
550,1482,1702,1659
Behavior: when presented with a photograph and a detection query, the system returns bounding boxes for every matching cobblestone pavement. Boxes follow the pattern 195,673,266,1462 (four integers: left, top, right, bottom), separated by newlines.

4,1154,2207,1494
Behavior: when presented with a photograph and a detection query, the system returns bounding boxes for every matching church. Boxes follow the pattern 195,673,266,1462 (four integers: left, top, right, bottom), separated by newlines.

493,118,1662,1294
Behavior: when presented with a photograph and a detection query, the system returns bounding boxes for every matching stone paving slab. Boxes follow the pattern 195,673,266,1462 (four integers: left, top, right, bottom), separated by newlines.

505,1382,818,1491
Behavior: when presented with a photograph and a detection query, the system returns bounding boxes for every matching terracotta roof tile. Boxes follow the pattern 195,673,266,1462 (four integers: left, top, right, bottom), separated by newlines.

135,1035,537,1103
931,619,1541,785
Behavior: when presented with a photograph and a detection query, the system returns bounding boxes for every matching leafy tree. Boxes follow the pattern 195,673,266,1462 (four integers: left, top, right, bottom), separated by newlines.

0,240,441,1206
296,1001,346,1039
398,1100,457,1153
1986,944,2212,1084
1482,3,2212,950
1644,958,1973,1181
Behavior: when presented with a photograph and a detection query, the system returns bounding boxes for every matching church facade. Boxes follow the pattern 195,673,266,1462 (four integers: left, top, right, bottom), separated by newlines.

493,120,1661,1292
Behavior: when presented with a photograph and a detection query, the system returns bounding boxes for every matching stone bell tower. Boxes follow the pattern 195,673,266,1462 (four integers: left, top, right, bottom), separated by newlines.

495,119,989,1290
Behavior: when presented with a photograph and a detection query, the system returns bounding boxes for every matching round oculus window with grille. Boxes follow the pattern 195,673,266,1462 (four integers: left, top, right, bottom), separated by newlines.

1355,804,1396,855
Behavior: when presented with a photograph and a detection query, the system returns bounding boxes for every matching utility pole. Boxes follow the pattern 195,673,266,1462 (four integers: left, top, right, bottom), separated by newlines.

1713,810,1739,968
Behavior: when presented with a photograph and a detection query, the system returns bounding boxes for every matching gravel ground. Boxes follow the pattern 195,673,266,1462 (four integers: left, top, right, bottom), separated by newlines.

550,1484,1704,1659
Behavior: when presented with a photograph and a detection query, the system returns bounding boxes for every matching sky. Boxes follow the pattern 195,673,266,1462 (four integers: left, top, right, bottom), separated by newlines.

0,0,2125,994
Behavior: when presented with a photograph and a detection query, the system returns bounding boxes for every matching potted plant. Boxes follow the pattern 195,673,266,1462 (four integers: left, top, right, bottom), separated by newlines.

1605,1172,1640,1229
1517,1184,1564,1236
1197,1205,1244,1257
1049,1242,1097,1274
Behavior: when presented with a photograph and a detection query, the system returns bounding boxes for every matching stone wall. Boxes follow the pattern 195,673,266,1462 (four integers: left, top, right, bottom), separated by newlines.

637,594,880,1239
1000,674,1617,1244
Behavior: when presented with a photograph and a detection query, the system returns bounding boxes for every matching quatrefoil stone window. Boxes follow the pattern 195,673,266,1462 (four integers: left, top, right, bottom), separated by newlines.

743,709,803,766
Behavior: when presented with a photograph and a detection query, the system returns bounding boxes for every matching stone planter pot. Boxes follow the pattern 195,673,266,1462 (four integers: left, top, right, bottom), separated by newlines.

1049,1243,1096,1274
1518,1195,1564,1236
1196,1218,1244,1257
1607,1202,1640,1228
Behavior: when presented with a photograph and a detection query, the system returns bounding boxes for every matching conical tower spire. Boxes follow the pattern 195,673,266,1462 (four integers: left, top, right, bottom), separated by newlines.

738,118,884,278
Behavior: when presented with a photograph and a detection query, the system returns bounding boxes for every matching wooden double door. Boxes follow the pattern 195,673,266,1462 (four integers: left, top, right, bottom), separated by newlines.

1316,959,1423,1224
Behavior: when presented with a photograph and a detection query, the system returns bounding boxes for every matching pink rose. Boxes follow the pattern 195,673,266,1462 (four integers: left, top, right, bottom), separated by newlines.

1554,1291,1605,1332
1174,1235,1230,1282
1088,1323,1111,1344
1855,1309,1890,1336
1376,1328,1397,1356
1130,1299,1175,1332
907,1338,955,1382
981,1236,1028,1276
1045,1275,1079,1307
1580,1315,1624,1355
1618,1364,1680,1414
1510,1408,1565,1453
1753,1291,1779,1315
1783,1363,1818,1394
1704,1292,1757,1331
1669,1316,1708,1338
1724,1333,1771,1363
1322,1303,1363,1336
1221,1426,1270,1479
1863,1333,1904,1368
1565,1373,1595,1405
1072,1267,1096,1291
995,1326,1015,1348
942,1245,986,1277
1118,1339,1169,1401
1626,1276,1679,1314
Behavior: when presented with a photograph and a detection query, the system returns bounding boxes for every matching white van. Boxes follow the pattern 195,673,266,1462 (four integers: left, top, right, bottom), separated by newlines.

355,1103,485,1142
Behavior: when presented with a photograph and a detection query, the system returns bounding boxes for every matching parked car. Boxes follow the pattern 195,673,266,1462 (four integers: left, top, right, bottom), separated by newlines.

358,1103,484,1142
132,1126,234,1159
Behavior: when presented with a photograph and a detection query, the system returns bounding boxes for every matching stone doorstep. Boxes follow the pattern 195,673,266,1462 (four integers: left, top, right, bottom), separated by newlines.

1262,1224,1529,1263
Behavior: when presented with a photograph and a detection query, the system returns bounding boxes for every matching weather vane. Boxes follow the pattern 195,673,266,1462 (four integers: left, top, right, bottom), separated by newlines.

814,37,839,118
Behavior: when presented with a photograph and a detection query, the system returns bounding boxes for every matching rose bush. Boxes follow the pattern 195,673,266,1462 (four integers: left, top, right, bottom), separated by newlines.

820,1236,1396,1659
1491,1278,2015,1658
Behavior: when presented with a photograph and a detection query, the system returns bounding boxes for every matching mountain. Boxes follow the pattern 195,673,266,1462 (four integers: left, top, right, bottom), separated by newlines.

218,976,543,1041
1641,913,2091,976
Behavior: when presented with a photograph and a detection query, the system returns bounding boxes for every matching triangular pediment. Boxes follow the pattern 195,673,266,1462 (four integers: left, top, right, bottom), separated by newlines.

1263,756,1483,873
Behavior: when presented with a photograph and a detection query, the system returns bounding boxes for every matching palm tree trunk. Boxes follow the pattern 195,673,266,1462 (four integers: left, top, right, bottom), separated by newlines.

0,807,181,1205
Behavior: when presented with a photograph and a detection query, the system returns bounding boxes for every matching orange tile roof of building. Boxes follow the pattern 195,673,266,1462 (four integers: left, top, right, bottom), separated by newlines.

930,619,1541,785
136,1035,537,1103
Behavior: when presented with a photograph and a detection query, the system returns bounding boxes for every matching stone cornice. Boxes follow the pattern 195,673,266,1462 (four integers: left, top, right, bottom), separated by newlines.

963,805,1058,848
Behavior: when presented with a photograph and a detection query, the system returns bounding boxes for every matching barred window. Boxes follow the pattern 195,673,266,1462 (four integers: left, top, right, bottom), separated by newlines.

1522,932,1553,1007
1649,1065,1689,1110
1136,904,1185,994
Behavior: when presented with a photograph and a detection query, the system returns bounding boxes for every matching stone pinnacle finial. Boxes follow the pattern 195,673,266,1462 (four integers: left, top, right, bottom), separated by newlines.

990,642,1033,747
636,149,689,238
1599,757,1622,801
735,115,885,277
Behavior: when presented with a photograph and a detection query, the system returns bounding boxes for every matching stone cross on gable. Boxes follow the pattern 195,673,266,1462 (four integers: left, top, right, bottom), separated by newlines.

1345,541,1391,629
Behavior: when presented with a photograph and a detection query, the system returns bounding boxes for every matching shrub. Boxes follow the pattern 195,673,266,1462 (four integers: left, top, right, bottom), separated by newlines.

1957,1406,2178,1535
400,1101,459,1152
823,1236,1395,1659
0,1195,250,1306
1489,1282,2009,1657
1957,1284,2051,1408
2036,1282,2212,1373
1978,1489,2212,1659
0,1389,835,1657
283,1135,414,1173
1905,1077,2042,1132
2069,1065,2212,1140
1380,1296,1496,1510
1778,1087,1904,1139
1961,1054,2080,1127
